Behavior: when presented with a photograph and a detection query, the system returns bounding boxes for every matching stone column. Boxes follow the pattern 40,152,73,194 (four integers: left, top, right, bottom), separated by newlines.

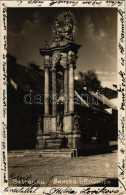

52,63,57,115
60,53,68,113
64,66,69,113
68,51,76,113
44,55,50,115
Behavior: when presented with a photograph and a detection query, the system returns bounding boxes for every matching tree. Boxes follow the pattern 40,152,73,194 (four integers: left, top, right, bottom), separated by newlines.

75,69,101,92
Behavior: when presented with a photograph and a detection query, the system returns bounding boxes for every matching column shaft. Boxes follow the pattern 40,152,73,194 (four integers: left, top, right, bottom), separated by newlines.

69,64,74,113
52,69,57,115
44,67,49,115
64,68,69,113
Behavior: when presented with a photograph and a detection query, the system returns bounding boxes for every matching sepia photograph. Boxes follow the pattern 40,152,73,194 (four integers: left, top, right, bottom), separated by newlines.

7,7,118,187
0,1,125,194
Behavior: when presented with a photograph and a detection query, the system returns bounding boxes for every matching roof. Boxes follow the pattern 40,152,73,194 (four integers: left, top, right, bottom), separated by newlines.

7,56,44,94
57,90,109,113
75,90,89,107
100,87,118,99
75,90,109,113
89,91,117,110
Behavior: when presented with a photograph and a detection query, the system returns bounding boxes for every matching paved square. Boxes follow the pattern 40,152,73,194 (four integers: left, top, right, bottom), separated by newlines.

8,151,118,187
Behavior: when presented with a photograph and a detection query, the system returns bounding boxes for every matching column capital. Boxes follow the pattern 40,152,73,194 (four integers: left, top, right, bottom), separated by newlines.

60,57,68,68
68,50,75,56
68,62,76,69
52,51,61,63
67,54,77,68
52,67,56,72
63,64,69,71
52,60,57,70
44,64,50,71
44,54,51,68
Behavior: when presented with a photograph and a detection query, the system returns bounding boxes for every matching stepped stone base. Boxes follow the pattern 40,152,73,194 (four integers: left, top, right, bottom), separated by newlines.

8,148,77,158
45,138,62,149
36,131,82,152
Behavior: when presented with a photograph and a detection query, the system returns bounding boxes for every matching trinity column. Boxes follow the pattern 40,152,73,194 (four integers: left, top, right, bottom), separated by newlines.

39,11,81,149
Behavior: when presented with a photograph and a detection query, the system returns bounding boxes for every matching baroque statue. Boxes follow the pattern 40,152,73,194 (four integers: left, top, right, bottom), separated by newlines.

38,115,42,131
57,111,63,131
52,11,75,46
74,114,80,130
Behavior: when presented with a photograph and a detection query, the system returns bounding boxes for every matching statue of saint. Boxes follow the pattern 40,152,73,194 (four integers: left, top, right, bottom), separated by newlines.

38,115,42,131
57,111,63,131
74,114,80,130
52,11,75,45
44,40,49,48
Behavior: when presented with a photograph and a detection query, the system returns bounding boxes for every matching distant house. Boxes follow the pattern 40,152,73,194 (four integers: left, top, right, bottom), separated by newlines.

74,88,118,153
100,87,118,100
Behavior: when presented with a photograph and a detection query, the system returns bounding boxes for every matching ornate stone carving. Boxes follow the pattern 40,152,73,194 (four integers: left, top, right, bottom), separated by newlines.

57,111,63,131
38,115,42,130
44,59,50,70
52,51,61,63
68,51,76,67
44,64,49,70
44,55,51,69
69,63,76,69
74,114,80,130
44,40,49,48
50,132,57,138
52,11,75,45
52,51,61,70
60,53,68,69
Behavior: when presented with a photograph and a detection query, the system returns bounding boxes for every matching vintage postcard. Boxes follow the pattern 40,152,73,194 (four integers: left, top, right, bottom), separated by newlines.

0,0,125,194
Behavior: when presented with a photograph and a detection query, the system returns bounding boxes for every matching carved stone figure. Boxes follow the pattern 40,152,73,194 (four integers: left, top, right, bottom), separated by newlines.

44,40,49,48
52,11,75,45
57,111,63,131
74,114,80,130
38,115,42,130
52,51,61,63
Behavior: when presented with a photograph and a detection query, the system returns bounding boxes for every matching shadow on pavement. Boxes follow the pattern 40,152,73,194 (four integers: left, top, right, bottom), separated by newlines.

78,142,118,156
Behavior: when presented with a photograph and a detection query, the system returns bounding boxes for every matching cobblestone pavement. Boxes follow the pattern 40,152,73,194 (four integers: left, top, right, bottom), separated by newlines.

8,150,118,187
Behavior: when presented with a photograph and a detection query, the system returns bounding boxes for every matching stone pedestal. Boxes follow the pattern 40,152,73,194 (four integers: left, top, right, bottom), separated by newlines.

65,133,82,149
37,129,43,136
44,116,52,134
51,116,57,132
63,114,74,133
36,135,45,149
45,138,62,149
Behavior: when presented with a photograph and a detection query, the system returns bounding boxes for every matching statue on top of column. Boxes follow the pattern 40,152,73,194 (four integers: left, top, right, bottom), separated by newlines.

52,11,76,46
74,114,80,130
44,40,49,48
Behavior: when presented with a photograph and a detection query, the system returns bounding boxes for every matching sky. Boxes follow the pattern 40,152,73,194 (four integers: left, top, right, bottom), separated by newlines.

7,8,117,88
